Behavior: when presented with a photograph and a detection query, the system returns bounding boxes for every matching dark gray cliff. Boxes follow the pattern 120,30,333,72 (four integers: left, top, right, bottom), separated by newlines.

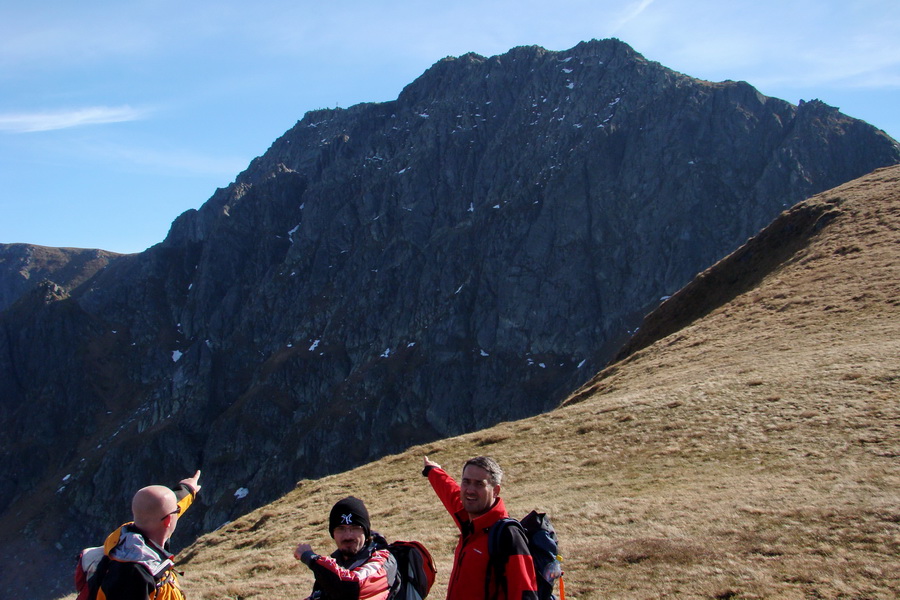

1,39,898,598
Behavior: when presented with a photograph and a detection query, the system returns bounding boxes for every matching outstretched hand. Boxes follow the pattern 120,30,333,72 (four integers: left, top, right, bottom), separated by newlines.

294,542,314,560
180,470,202,494
423,456,440,470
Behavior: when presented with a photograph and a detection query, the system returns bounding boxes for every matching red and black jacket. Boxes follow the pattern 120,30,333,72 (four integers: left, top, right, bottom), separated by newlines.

298,535,397,600
426,465,538,600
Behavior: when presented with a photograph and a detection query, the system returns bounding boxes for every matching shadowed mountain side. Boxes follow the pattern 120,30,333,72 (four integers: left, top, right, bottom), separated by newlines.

606,185,845,365
108,164,899,600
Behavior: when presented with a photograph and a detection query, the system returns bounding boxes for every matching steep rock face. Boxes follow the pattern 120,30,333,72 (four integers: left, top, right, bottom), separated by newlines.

1,39,898,598
0,243,124,311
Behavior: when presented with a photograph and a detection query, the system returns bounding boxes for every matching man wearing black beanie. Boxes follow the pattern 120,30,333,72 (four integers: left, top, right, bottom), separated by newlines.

294,496,397,600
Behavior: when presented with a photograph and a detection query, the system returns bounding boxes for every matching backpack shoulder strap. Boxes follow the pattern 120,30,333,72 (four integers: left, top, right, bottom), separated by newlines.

77,526,125,600
485,518,525,600
487,518,519,561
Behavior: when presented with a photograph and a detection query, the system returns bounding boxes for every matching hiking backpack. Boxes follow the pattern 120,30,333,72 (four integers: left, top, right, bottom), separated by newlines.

74,546,108,600
487,510,562,600
75,525,179,600
386,540,437,600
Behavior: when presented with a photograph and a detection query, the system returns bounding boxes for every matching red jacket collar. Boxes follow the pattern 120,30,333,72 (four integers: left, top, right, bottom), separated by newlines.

458,495,509,532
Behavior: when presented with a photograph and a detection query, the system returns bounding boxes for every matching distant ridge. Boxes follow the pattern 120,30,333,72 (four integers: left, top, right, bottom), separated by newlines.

168,164,900,600
0,243,124,311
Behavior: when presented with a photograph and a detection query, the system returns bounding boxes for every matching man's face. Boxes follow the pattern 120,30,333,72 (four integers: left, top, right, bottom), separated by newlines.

460,464,500,517
333,524,366,557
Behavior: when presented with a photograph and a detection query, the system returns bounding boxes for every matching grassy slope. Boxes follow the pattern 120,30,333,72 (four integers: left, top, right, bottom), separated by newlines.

62,166,900,600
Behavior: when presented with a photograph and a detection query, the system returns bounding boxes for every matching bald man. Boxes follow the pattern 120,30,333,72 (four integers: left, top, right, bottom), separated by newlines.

97,471,201,600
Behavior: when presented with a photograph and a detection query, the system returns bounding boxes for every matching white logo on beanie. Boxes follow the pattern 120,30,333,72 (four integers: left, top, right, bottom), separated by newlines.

341,513,354,525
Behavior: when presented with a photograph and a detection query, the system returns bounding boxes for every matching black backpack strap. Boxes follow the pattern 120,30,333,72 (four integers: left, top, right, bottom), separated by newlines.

86,554,110,600
484,518,524,600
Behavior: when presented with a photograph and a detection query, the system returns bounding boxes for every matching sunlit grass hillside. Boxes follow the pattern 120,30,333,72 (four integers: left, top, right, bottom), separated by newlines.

61,165,899,599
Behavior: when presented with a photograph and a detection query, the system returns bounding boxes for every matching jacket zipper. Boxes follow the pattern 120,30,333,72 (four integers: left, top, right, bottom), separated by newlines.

448,548,466,596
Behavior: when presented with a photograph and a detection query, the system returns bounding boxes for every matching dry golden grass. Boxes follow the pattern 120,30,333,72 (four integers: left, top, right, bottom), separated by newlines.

57,166,900,599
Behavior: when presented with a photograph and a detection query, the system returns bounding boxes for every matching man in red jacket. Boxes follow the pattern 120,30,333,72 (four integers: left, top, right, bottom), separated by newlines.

423,455,538,600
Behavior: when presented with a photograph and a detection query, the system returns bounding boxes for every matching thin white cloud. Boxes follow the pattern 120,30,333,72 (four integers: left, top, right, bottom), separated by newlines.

610,0,657,34
0,106,150,133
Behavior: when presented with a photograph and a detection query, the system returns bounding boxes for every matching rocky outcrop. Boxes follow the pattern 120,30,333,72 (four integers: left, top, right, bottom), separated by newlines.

1,39,898,599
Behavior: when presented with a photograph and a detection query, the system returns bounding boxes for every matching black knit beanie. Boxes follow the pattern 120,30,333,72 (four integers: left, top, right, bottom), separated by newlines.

329,496,370,538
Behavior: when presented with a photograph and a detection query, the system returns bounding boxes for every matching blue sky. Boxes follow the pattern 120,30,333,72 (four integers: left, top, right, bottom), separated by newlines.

2,0,898,254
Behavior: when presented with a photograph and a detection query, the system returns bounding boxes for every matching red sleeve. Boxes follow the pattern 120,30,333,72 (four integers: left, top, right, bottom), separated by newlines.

308,548,396,599
504,554,539,600
426,466,464,525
